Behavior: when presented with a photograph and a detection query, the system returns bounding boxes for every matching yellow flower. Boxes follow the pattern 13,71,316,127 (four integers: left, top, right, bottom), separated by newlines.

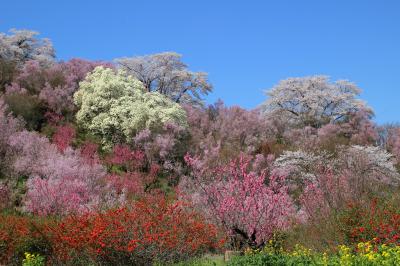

382,251,389,257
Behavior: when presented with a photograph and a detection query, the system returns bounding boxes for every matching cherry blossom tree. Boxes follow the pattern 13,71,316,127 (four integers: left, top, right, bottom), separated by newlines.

0,29,55,66
262,76,372,128
380,125,400,164
274,146,400,217
133,122,189,181
116,52,212,105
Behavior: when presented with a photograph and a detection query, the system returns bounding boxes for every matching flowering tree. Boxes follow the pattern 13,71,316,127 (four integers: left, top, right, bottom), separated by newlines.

184,102,276,165
0,98,22,175
133,122,189,181
4,58,111,118
180,154,296,249
74,66,188,148
0,29,55,66
116,52,212,105
52,124,76,152
381,125,400,164
274,146,400,223
275,147,399,191
262,76,371,128
339,145,400,187
8,130,120,215
273,150,329,192
0,98,23,208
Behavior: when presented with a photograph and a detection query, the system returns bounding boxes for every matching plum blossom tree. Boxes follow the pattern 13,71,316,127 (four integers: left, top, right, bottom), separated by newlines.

74,66,188,148
79,141,101,166
180,154,296,249
262,76,372,128
106,144,145,171
116,52,212,105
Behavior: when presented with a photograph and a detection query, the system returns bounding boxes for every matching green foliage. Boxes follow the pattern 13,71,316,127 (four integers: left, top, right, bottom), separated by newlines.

22,252,45,266
228,243,400,266
169,255,225,266
74,66,188,148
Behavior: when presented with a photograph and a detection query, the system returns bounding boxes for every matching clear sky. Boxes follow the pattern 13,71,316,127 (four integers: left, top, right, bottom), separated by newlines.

1,0,399,124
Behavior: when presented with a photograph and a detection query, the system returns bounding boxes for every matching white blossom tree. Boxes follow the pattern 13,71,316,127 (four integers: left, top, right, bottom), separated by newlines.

0,29,55,66
74,66,188,148
273,146,400,199
116,52,212,105
262,76,372,128
340,145,400,186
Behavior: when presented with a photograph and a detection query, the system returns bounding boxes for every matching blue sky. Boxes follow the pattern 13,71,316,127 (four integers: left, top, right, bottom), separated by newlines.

1,0,399,124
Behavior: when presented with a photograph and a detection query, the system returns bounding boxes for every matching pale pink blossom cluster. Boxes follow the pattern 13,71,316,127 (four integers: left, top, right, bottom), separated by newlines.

8,130,120,215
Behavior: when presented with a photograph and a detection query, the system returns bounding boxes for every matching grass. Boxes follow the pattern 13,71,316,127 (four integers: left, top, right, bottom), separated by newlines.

170,254,226,266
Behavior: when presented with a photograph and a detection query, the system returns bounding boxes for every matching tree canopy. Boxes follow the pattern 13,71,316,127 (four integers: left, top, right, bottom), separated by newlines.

262,76,372,128
74,66,188,148
116,52,212,105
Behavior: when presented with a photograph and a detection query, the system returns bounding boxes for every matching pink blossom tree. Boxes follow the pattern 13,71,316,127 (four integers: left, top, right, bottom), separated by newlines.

0,98,22,176
5,58,112,120
106,144,145,171
180,154,296,249
8,130,121,215
183,102,278,164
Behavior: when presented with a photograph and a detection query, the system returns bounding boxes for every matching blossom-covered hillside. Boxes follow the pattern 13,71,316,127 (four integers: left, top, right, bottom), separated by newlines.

1,29,400,265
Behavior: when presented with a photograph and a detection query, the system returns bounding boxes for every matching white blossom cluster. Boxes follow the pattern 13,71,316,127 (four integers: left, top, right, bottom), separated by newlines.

274,145,400,188
116,52,212,105
263,76,371,128
0,29,55,66
341,145,400,185
274,150,327,183
74,66,188,148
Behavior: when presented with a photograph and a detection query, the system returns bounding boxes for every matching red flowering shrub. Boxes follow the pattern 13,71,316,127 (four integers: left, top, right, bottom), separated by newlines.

0,215,53,265
0,196,225,265
342,199,400,245
49,195,224,264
